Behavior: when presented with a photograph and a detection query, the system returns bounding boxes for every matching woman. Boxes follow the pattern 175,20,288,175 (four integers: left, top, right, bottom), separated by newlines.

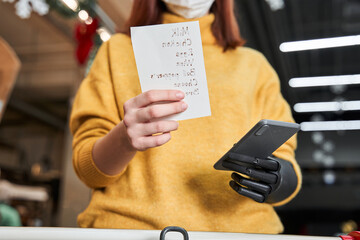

70,0,302,233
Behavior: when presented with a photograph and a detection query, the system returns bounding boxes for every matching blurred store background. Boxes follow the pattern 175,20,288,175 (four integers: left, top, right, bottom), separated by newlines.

0,0,359,236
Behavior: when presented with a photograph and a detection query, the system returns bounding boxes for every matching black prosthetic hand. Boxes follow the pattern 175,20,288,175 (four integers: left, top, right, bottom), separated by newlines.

222,152,298,203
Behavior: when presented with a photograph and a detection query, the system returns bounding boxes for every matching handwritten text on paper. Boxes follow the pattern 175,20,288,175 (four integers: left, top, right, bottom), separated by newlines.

131,21,211,121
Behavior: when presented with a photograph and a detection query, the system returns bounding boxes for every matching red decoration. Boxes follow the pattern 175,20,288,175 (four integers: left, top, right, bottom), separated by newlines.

340,232,360,240
74,18,98,65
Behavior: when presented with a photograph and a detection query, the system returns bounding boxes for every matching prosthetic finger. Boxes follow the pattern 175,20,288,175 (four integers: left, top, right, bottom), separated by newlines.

222,161,277,184
229,181,265,203
228,152,279,171
231,172,271,194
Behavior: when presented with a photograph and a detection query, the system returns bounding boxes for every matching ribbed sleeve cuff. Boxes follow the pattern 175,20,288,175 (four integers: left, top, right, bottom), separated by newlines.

77,139,123,188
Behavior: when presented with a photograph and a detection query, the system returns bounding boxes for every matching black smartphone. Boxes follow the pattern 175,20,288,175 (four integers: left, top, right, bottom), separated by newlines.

214,119,300,170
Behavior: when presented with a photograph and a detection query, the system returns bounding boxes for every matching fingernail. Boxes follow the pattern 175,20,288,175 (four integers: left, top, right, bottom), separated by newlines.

182,103,188,111
176,92,184,99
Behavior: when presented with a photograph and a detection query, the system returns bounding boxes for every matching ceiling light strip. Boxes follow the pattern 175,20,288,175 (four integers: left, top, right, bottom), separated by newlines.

280,35,360,52
300,120,360,131
289,74,360,88
294,100,360,113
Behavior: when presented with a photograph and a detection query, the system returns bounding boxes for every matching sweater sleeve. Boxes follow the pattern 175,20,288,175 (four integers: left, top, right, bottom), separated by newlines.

69,40,124,189
255,57,302,206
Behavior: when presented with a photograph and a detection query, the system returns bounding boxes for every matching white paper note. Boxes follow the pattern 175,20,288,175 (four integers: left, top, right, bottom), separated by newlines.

131,21,211,121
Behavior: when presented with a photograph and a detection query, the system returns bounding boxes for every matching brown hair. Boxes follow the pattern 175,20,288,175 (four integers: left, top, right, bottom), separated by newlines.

123,0,245,51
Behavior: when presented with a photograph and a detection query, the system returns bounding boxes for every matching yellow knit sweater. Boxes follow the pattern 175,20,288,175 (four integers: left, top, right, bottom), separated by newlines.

70,13,302,233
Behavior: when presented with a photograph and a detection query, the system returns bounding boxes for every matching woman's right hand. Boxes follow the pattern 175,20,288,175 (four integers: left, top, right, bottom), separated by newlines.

122,90,188,151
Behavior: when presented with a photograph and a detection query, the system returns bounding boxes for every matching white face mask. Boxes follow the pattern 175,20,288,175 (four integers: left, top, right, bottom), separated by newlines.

162,0,215,19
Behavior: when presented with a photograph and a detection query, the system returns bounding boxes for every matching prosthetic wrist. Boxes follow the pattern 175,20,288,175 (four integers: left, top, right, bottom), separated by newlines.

222,153,298,203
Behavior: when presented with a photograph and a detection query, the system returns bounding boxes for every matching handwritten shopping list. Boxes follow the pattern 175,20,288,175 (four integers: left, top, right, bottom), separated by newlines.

131,21,211,121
